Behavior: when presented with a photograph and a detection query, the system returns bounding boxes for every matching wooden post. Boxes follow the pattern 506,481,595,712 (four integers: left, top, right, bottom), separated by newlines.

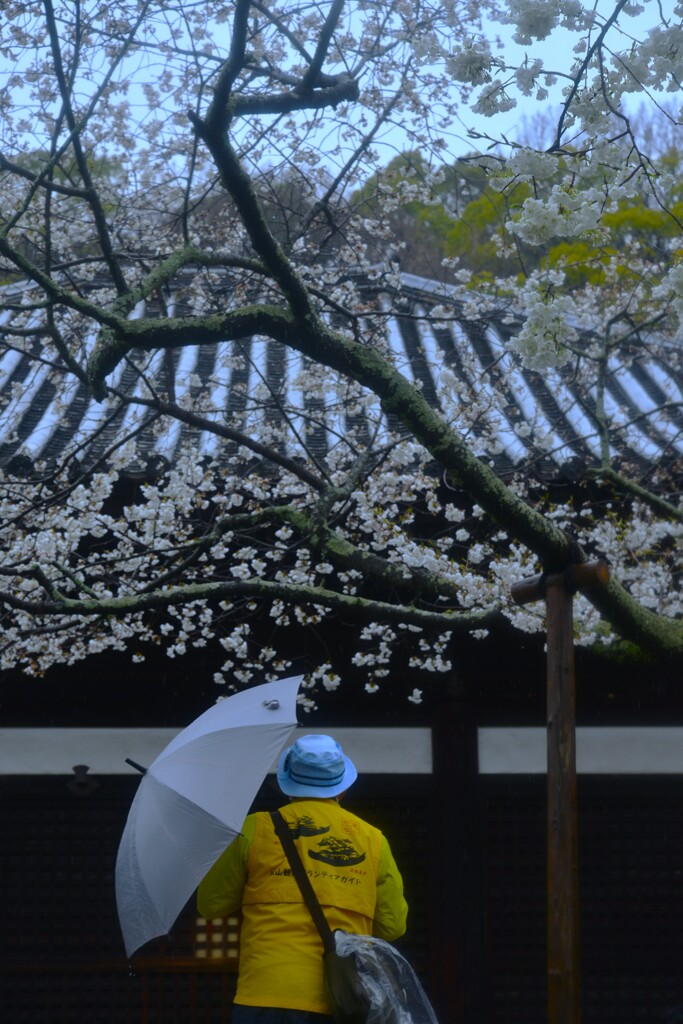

511,560,609,1024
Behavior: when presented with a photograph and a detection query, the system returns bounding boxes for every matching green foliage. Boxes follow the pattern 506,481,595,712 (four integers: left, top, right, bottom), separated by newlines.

351,151,515,279
438,184,532,279
359,144,683,294
547,199,683,290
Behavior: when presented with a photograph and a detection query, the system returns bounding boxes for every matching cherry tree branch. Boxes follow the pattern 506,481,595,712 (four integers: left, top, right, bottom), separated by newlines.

586,464,683,523
0,574,499,634
549,0,631,153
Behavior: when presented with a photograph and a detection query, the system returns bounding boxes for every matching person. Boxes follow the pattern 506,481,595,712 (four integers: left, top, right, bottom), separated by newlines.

197,733,408,1024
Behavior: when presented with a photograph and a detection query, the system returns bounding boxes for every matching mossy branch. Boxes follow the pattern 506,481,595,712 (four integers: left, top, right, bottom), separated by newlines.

587,464,683,524
86,304,297,398
0,577,499,633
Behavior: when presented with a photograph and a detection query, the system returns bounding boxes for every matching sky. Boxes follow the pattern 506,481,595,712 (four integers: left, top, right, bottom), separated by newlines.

445,0,678,153
0,1,678,179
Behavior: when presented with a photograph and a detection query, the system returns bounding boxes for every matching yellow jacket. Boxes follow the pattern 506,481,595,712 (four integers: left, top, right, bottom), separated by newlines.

197,798,408,1013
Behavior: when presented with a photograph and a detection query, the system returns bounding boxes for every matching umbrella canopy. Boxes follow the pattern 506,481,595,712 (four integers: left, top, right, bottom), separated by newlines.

115,675,302,957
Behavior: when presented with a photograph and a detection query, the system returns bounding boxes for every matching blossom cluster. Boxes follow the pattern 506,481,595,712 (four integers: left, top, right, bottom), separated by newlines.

0,0,681,705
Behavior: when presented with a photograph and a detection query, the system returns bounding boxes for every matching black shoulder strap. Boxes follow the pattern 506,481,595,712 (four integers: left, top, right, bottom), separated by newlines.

270,809,335,953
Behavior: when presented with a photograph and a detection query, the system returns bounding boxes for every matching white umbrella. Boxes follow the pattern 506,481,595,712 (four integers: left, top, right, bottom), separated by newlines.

115,675,302,957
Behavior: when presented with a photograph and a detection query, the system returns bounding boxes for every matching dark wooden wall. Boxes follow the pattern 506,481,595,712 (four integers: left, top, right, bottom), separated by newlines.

481,775,683,1024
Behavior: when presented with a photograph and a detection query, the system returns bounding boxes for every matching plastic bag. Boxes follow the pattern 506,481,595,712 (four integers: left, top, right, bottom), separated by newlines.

333,931,439,1024
324,943,371,1024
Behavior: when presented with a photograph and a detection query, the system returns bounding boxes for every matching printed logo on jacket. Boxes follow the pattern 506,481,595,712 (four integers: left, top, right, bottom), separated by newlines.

287,815,367,867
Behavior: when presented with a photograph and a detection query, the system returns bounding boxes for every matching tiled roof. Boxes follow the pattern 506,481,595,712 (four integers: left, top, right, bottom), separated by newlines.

1,272,681,481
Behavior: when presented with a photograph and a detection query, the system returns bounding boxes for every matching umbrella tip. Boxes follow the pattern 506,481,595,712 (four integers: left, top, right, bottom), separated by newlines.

262,699,280,709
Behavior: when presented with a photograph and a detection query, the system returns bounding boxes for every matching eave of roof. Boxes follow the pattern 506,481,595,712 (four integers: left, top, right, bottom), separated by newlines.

0,272,681,483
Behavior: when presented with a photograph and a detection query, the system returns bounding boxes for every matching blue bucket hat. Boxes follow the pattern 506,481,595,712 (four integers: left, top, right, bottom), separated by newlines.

277,734,357,798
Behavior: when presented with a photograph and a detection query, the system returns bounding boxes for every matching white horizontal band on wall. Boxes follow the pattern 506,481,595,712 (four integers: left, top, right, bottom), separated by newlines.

5,725,683,776
479,726,683,774
0,727,433,776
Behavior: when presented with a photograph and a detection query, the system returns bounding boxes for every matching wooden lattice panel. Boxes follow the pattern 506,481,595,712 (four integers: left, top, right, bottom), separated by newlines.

481,776,683,1024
